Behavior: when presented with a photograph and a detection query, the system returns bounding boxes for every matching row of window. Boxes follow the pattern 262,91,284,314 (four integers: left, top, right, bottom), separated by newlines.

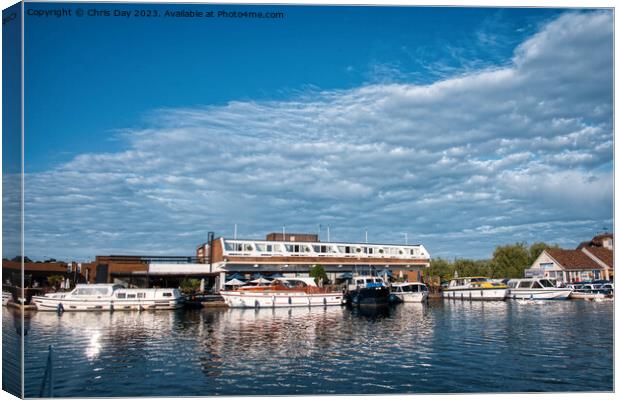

74,288,109,296
115,292,173,299
224,241,421,256
508,280,556,289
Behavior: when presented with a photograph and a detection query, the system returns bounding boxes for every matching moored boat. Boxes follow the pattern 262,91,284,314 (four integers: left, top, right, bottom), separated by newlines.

346,275,390,306
219,277,344,308
507,278,572,300
390,282,428,303
442,277,507,300
567,283,611,300
31,284,184,311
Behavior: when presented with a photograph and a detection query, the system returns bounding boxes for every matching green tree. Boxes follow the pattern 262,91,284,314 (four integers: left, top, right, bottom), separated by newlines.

309,264,328,286
528,242,557,265
491,242,530,278
47,275,64,288
428,258,454,281
179,278,201,293
11,256,32,263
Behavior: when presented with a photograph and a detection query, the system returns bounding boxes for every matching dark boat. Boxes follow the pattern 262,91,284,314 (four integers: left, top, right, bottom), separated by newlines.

346,276,390,306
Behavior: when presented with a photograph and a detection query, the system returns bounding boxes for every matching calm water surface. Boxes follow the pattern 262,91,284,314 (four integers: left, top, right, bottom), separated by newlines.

2,300,614,397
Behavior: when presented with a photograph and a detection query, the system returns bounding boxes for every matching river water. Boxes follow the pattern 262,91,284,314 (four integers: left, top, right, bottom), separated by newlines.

2,300,613,397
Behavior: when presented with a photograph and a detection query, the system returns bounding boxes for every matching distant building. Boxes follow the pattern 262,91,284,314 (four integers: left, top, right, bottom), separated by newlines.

197,233,431,289
80,255,213,288
525,233,614,282
577,232,613,250
2,259,80,288
5,232,431,293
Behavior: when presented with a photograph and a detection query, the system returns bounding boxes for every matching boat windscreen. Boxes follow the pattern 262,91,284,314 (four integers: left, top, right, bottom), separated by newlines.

283,280,307,288
539,279,555,288
74,287,109,296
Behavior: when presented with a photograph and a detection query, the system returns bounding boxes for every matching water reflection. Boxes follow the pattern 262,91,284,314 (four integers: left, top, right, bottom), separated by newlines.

3,301,613,397
2,308,24,397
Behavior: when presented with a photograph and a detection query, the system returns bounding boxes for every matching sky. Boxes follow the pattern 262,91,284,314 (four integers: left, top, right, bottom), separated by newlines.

3,3,613,261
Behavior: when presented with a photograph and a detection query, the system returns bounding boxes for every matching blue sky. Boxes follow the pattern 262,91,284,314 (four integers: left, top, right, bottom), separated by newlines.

5,4,613,261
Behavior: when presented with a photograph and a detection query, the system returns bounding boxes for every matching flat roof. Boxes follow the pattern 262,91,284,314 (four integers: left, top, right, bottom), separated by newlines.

217,237,423,247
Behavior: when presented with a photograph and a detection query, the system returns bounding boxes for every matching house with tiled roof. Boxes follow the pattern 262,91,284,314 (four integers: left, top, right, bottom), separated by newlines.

525,233,614,282
581,246,613,280
525,248,603,283
578,233,613,280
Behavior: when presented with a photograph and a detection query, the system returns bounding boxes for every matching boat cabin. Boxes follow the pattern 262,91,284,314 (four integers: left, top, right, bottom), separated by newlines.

56,284,181,301
273,277,318,288
71,284,123,297
347,276,386,291
391,282,428,293
448,277,488,287
507,278,557,289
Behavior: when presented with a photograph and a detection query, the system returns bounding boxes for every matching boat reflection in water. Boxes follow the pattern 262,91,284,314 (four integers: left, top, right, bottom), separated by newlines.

9,299,613,397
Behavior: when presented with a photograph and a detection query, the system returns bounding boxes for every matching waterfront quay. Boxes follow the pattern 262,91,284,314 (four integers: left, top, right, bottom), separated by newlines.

3,232,431,301
2,232,614,308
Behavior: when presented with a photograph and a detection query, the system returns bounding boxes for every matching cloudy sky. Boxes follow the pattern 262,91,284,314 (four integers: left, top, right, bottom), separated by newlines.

4,5,613,261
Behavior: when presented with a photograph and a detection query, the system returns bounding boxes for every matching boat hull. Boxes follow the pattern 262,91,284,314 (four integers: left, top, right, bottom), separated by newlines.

349,286,390,306
443,288,507,301
391,292,428,303
569,292,609,300
32,297,184,311
220,291,344,308
508,289,572,300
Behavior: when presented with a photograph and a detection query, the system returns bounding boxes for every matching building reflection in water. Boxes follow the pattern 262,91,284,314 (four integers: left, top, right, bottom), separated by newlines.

17,303,441,396
8,300,614,396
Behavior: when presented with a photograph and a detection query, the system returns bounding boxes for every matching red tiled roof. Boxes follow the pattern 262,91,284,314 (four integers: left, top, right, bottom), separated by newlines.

576,241,590,250
582,247,613,269
546,249,602,270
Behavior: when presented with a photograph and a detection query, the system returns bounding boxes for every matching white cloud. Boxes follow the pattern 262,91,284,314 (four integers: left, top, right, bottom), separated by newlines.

10,11,613,261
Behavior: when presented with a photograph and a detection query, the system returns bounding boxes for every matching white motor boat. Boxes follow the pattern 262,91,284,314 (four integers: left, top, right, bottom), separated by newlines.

507,278,572,300
390,282,428,303
32,284,184,311
220,277,344,308
567,283,610,300
2,291,12,305
442,277,508,300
